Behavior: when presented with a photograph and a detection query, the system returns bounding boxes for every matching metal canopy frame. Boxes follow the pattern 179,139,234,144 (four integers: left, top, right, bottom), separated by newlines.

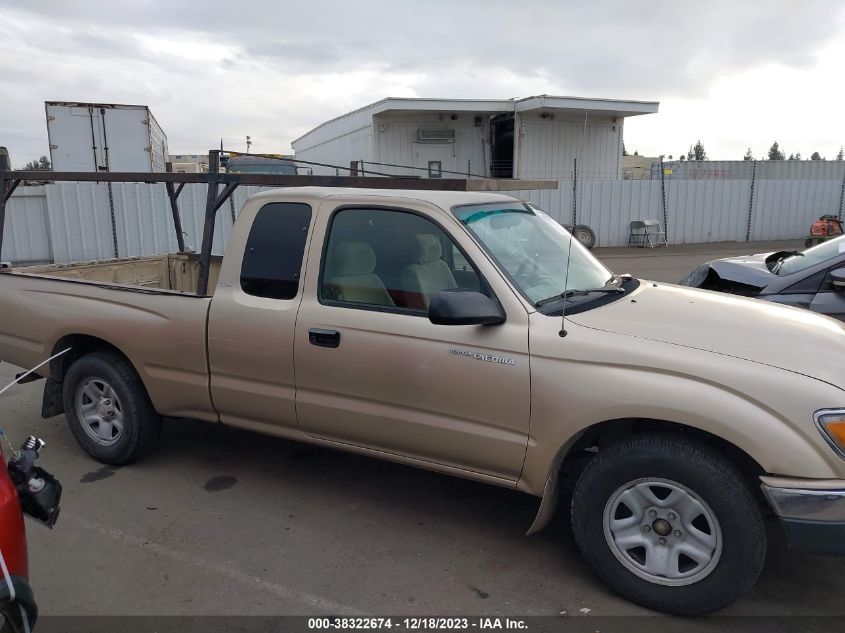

0,150,556,295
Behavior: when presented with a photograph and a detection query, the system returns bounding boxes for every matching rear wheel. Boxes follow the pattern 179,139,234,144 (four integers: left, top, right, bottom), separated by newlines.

571,435,765,615
63,351,162,465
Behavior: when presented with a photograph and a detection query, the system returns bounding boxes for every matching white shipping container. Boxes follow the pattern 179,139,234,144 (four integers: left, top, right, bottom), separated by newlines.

46,102,169,173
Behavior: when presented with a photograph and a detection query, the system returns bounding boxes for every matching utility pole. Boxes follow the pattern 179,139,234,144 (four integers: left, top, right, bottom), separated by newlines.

246,136,252,154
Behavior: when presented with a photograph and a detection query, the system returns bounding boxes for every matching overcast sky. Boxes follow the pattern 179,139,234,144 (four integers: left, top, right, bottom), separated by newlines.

1,0,844,167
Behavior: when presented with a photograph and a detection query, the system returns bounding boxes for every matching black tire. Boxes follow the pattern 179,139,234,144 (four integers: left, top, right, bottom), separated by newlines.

63,351,162,465
570,435,766,615
572,224,596,249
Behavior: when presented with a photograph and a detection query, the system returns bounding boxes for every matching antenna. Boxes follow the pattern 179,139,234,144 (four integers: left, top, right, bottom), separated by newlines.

0,348,71,397
559,111,590,338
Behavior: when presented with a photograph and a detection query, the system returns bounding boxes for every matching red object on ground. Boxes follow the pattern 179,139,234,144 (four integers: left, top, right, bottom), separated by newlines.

810,215,844,238
0,445,28,580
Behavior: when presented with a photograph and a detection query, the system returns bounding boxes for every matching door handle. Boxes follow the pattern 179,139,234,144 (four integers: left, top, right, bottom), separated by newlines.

308,328,341,348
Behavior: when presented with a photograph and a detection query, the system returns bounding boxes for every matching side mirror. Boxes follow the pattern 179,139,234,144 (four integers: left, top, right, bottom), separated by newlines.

830,268,845,291
429,289,505,326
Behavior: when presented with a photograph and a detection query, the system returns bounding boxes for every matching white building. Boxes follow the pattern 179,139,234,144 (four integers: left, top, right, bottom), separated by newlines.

621,154,660,180
292,95,658,180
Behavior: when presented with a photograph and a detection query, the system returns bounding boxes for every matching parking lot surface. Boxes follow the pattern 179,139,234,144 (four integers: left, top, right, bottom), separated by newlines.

1,239,841,620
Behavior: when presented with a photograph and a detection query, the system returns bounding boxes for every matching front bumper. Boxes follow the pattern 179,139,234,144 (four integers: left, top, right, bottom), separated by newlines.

762,480,845,556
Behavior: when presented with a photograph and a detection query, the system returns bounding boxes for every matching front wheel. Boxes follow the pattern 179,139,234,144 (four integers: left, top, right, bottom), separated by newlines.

63,351,162,465
571,435,766,615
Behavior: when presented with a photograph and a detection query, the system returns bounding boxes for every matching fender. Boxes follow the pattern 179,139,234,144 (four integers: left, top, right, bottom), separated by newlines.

526,430,586,536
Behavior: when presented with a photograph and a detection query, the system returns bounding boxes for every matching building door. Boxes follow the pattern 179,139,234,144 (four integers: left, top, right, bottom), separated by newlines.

412,143,457,178
490,114,514,178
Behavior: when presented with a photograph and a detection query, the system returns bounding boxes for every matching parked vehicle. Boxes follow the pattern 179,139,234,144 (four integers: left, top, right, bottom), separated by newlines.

224,153,311,176
1,187,845,615
679,234,845,322
0,433,62,632
45,101,168,173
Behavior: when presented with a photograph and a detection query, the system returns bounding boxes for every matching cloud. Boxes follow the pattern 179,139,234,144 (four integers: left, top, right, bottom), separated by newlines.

1,0,843,163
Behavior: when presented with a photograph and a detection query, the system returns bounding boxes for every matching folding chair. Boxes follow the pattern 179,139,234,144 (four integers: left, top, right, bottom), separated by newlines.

628,219,668,248
643,219,669,247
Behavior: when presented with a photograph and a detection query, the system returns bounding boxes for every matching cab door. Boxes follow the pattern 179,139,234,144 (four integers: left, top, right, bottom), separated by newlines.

294,199,531,482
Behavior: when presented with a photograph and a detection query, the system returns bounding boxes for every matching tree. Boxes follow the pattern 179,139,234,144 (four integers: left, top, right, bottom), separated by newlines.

811,151,822,160
23,155,50,170
679,154,687,161
767,142,785,160
691,140,707,161
743,148,754,161
787,153,801,160
686,146,695,161
622,142,628,157
837,146,844,161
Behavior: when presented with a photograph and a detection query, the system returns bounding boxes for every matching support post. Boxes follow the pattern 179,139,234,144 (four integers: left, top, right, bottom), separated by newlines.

659,159,668,240
746,160,757,242
196,151,221,296
165,181,186,252
229,195,237,225
0,152,8,263
838,163,845,220
572,158,578,225
0,157,19,264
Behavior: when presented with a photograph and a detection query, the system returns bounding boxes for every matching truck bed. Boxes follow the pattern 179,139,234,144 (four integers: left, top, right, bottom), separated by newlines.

0,255,218,422
15,253,222,295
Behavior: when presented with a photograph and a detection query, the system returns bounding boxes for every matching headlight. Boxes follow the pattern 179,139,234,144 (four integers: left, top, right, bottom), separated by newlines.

680,264,711,287
815,410,845,459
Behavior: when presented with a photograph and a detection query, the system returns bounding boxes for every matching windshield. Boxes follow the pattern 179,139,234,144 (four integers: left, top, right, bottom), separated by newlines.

777,234,845,275
454,202,613,305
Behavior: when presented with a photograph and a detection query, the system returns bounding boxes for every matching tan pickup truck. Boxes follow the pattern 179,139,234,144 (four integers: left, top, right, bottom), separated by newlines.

2,186,845,614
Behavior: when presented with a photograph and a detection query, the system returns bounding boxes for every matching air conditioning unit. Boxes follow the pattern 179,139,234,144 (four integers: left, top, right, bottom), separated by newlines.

417,128,456,143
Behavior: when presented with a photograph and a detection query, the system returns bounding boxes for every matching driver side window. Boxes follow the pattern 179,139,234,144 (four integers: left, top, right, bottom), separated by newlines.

320,208,486,312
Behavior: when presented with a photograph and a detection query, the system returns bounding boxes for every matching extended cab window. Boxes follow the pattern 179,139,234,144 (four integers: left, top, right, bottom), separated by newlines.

320,208,485,311
241,202,312,300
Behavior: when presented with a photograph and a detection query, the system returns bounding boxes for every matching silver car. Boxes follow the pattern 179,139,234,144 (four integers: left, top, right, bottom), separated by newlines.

681,234,845,321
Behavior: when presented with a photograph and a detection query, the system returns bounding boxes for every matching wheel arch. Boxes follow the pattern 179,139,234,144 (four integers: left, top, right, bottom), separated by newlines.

526,417,767,536
41,334,144,418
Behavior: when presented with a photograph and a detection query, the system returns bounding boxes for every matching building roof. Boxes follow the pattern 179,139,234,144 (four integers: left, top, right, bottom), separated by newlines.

292,94,659,148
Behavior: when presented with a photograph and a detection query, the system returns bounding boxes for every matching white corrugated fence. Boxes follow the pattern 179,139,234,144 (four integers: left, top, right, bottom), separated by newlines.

3,161,845,263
